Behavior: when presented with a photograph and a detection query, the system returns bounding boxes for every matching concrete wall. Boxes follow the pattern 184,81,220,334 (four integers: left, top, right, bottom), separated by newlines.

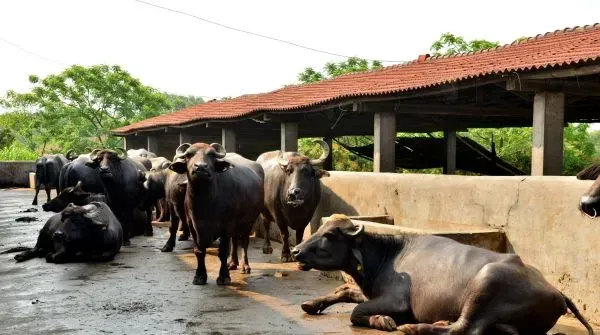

0,161,36,188
306,172,600,323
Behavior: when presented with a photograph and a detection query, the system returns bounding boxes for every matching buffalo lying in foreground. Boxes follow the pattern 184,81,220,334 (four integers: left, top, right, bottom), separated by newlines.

32,154,68,205
169,143,264,285
293,215,594,334
257,139,330,262
12,202,122,263
576,164,600,218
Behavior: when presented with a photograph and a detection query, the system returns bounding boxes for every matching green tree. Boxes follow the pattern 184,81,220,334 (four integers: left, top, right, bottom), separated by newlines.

1,64,170,152
298,57,383,84
163,93,204,111
430,33,500,56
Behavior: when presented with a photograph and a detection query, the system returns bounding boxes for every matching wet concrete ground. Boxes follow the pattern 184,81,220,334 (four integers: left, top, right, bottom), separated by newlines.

0,188,597,335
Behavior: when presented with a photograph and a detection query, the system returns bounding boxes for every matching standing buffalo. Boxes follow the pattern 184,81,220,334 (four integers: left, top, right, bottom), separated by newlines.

169,143,264,285
150,157,172,171
13,202,122,263
293,215,595,334
127,148,157,159
576,164,600,218
149,156,172,222
32,154,68,205
257,139,330,262
86,148,150,245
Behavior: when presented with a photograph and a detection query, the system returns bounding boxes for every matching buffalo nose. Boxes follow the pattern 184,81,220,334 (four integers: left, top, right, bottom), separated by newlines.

291,247,300,257
580,195,599,217
288,188,301,196
194,163,208,172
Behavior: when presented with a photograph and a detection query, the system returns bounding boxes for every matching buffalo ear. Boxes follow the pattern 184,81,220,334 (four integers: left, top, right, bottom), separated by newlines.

340,223,365,238
214,159,231,173
315,169,330,179
169,160,187,174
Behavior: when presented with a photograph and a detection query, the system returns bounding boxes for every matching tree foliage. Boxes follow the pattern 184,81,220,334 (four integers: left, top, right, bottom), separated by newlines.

164,93,204,111
298,57,383,84
430,33,500,56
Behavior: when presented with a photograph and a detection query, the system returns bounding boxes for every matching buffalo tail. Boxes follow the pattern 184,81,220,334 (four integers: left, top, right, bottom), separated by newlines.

563,293,595,335
1,246,32,254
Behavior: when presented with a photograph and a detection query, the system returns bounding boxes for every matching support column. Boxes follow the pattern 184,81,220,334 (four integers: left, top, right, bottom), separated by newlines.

373,111,396,173
444,131,457,175
147,135,158,155
123,136,128,150
281,122,298,152
221,128,237,152
179,131,192,145
531,91,565,176
322,137,333,170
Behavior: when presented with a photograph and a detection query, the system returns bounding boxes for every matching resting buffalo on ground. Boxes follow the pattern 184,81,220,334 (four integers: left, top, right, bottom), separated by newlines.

169,143,264,285
12,202,122,263
293,215,594,334
257,139,330,262
576,164,600,218
86,148,151,245
42,181,108,212
127,148,157,159
32,154,68,205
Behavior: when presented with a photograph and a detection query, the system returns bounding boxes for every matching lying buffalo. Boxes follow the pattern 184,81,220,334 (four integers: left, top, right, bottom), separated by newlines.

86,148,150,245
293,215,594,334
42,181,107,212
13,202,122,263
576,164,600,218
32,154,68,205
257,139,330,262
169,143,264,285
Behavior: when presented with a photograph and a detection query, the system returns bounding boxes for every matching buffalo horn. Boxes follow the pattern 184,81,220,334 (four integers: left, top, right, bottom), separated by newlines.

345,223,365,236
115,147,127,160
66,149,76,160
209,143,226,158
309,139,331,166
89,149,102,160
174,143,192,160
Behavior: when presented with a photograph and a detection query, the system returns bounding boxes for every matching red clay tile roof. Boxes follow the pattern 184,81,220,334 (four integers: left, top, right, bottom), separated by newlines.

113,24,600,135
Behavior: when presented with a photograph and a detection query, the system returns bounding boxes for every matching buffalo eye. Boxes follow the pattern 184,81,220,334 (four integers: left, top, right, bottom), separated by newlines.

322,230,336,240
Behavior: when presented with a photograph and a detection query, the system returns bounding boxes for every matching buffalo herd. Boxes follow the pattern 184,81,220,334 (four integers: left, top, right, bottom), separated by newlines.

5,142,598,334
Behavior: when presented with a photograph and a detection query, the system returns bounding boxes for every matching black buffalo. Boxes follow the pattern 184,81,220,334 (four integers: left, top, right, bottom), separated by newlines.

293,215,595,334
576,164,600,218
42,181,108,212
169,143,264,285
86,148,150,245
32,154,68,205
13,202,122,263
257,139,330,262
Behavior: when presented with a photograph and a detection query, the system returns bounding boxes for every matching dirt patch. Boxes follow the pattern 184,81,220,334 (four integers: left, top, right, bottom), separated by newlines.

102,301,159,314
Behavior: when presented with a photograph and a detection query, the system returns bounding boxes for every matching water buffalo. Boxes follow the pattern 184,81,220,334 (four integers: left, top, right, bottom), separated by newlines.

169,143,264,285
42,181,108,212
32,154,68,205
293,215,595,334
150,157,172,171
257,139,330,262
127,148,157,159
576,164,600,218
13,202,122,263
148,157,172,222
86,148,151,245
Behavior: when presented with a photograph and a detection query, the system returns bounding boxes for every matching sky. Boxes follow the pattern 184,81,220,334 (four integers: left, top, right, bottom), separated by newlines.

1,0,600,102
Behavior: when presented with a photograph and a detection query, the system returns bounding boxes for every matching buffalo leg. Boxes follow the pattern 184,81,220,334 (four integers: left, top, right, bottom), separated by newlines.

178,219,190,241
144,206,153,236
274,218,293,262
14,247,43,262
120,211,132,246
301,284,367,315
192,222,211,285
350,298,413,332
228,235,239,270
44,185,52,204
216,230,232,286
239,231,251,274
193,246,208,285
161,205,179,252
32,183,41,205
261,217,273,254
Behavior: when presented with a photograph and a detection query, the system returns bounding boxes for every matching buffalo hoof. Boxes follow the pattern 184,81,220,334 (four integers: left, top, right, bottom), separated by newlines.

178,234,189,242
123,240,131,247
193,275,207,285
369,315,397,332
301,300,325,315
280,254,294,263
144,230,153,237
160,244,174,252
228,262,238,271
216,276,231,286
240,265,251,274
262,245,273,254
14,254,27,263
32,201,37,206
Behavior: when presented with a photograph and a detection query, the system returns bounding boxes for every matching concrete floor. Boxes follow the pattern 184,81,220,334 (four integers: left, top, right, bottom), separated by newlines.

0,188,597,335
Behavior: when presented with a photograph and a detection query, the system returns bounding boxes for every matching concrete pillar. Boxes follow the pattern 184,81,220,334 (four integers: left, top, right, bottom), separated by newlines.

179,131,192,145
221,128,237,152
323,137,334,170
281,122,298,152
444,131,457,175
373,111,396,173
123,136,128,150
147,135,158,155
531,91,565,176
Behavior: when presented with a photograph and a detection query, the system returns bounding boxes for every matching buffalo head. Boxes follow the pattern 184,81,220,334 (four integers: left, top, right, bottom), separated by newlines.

277,139,330,207
577,164,600,218
169,142,230,183
86,148,127,180
292,214,364,271
53,202,109,258
43,181,90,212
